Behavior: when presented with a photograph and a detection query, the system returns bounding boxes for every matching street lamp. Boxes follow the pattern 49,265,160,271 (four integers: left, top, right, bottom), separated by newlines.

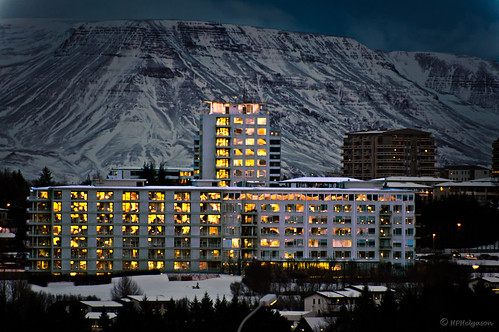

237,294,277,332
432,233,436,252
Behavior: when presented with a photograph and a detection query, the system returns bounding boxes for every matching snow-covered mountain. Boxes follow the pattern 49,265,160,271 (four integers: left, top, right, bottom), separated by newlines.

1,19,498,182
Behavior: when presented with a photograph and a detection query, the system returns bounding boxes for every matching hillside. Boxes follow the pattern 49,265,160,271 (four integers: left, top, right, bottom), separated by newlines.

1,19,498,181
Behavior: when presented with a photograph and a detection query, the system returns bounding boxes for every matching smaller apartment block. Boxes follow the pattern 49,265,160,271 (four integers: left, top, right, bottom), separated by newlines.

27,182,416,276
342,129,437,180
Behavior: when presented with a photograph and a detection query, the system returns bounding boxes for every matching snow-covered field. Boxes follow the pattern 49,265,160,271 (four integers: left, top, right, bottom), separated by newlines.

30,274,242,301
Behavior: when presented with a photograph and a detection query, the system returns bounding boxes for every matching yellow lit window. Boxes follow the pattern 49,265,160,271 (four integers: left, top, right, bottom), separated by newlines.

216,169,229,179
234,117,243,124
216,127,230,136
216,117,230,126
174,192,190,201
122,225,139,235
257,159,266,166
148,202,164,213
174,261,190,270
149,191,165,201
53,202,62,212
233,159,243,166
257,170,266,178
234,149,243,156
53,225,62,235
260,239,280,247
39,191,49,199
71,191,88,200
257,149,266,156
174,202,191,213
71,202,88,212
233,138,243,145
245,149,254,156
246,128,255,135
216,148,230,157
148,261,164,270
97,191,114,200
257,117,267,125
257,138,266,145
123,202,139,212
245,138,255,145
175,214,190,224
148,214,165,224
53,237,61,246
216,159,229,167
245,159,255,166
257,128,266,135
216,138,230,147
123,191,139,200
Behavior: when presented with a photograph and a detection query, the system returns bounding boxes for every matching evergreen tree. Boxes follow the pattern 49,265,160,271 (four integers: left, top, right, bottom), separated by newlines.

33,166,56,187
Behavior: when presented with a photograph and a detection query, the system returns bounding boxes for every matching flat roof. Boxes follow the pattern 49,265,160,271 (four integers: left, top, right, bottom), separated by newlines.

280,177,362,183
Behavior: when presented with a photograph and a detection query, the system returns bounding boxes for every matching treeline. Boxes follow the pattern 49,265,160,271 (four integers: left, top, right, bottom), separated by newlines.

0,280,98,332
329,268,498,332
108,292,290,332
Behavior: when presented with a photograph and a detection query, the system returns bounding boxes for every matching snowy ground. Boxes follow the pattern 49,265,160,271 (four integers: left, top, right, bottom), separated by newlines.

30,274,242,301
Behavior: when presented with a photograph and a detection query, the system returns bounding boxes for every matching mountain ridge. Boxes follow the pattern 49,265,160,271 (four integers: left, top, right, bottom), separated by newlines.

1,19,498,182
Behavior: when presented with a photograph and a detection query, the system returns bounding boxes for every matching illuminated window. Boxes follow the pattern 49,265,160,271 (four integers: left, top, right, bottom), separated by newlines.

233,159,243,166
174,261,190,270
97,191,114,200
234,117,243,124
96,225,113,235
216,127,230,136
149,191,165,201
200,192,221,200
245,159,255,167
216,138,230,147
174,192,190,201
38,191,49,199
148,214,164,224
123,214,139,223
257,117,267,125
123,261,139,270
71,202,87,212
246,118,255,125
234,128,243,135
96,237,113,247
71,237,87,248
257,138,266,145
200,214,221,224
234,148,243,156
257,128,266,135
216,159,229,167
333,239,352,247
123,202,139,212
53,225,62,235
257,149,266,156
123,192,139,200
257,159,266,166
233,138,243,145
174,226,191,235
148,225,164,235
245,149,254,156
216,148,230,157
174,202,191,213
216,169,229,179
175,214,190,224
148,261,164,270
216,117,230,126
260,239,280,247
71,191,88,200
71,213,87,223
245,138,255,145
122,225,139,235
97,202,113,212
257,170,266,178
148,202,164,213
70,225,87,235
246,128,255,135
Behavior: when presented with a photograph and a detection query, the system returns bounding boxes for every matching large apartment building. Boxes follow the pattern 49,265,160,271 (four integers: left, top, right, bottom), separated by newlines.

193,101,281,187
342,129,437,180
27,182,416,276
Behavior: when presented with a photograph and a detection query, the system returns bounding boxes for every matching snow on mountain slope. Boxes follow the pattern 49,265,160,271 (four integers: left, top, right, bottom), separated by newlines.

1,19,498,182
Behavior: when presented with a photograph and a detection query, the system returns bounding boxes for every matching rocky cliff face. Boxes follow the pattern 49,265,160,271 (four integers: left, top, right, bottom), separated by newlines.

1,19,498,181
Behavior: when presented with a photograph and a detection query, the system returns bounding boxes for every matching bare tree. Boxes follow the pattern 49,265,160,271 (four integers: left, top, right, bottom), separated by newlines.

110,277,142,300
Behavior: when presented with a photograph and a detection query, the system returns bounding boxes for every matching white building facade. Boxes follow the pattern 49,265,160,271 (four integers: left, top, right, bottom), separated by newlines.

27,184,416,276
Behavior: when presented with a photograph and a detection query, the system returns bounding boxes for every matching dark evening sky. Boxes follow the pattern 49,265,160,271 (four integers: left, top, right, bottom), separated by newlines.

1,0,498,61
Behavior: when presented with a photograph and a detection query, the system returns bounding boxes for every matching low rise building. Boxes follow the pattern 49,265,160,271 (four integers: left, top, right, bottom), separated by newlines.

26,180,416,276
